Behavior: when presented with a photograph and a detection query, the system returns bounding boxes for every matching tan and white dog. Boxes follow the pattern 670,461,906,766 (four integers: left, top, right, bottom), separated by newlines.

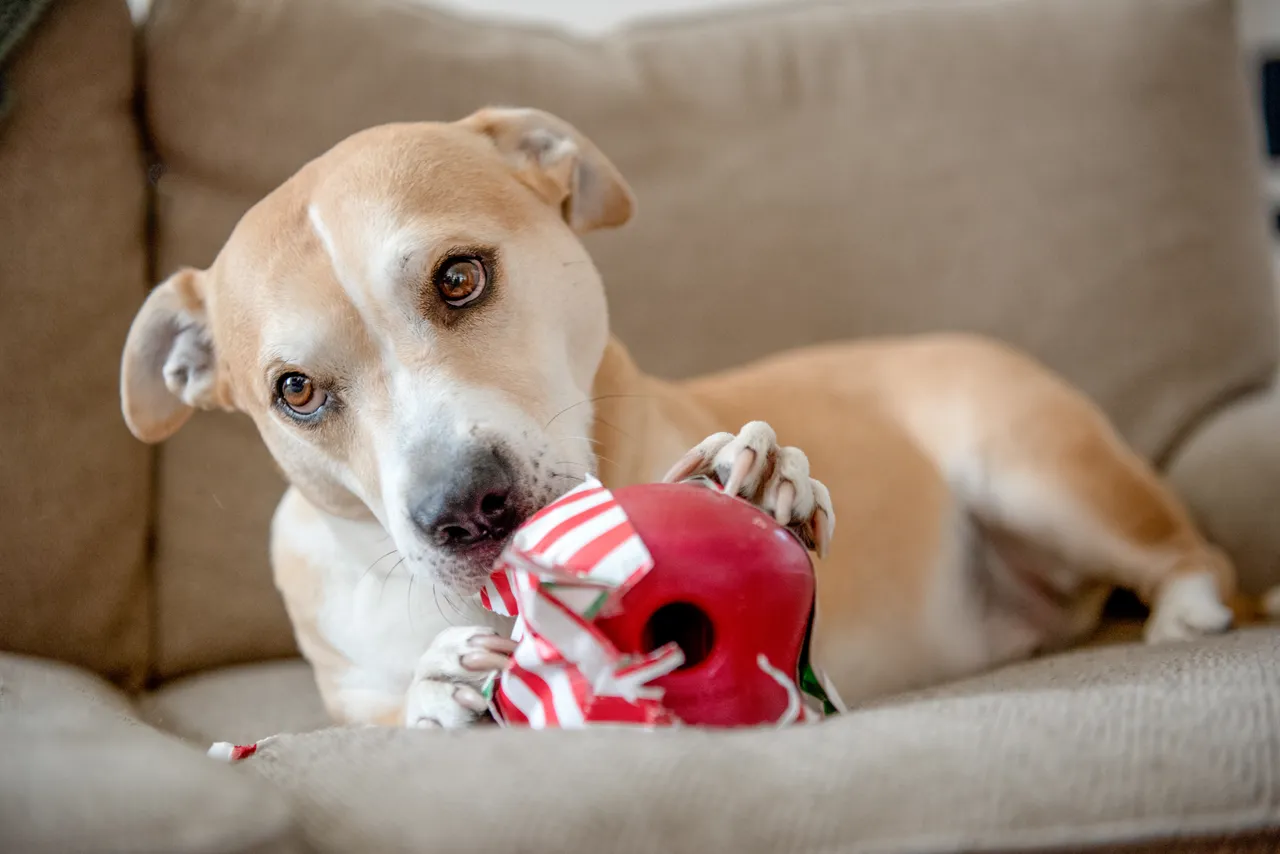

122,108,1251,729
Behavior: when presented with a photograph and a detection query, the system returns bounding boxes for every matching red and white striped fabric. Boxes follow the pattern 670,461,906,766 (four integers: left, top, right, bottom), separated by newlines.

480,477,686,728
207,735,277,762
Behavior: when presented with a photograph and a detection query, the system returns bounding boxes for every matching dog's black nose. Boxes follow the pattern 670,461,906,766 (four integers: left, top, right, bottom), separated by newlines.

411,448,521,551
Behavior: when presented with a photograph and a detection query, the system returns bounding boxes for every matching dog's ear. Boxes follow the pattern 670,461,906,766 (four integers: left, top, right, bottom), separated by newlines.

461,107,635,233
120,267,225,443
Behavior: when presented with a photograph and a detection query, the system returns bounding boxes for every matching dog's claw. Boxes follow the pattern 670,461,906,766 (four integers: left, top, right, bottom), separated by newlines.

813,509,832,560
453,685,490,712
662,451,702,484
461,651,511,673
810,480,835,559
667,422,835,556
723,448,756,496
405,626,514,729
774,481,796,525
470,634,518,654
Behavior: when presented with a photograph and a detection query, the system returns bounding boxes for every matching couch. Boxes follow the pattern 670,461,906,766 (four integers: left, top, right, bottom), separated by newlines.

2,0,1279,851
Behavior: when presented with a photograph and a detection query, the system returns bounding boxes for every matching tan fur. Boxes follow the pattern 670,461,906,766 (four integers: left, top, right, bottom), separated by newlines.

121,109,1256,726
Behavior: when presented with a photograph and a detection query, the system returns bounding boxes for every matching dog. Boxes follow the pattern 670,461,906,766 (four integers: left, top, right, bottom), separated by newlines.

120,107,1254,729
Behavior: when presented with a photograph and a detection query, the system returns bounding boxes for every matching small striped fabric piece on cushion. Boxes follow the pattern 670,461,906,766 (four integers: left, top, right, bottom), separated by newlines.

479,477,685,729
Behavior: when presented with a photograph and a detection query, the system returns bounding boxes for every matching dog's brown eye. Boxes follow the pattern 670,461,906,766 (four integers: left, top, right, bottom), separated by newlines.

436,256,487,307
277,372,326,415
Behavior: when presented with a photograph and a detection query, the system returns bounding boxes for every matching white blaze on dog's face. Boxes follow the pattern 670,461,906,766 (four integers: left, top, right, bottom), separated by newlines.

120,109,634,592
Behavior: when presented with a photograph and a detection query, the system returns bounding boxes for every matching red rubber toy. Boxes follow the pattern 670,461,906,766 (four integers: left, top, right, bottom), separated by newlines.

597,481,826,726
480,478,841,728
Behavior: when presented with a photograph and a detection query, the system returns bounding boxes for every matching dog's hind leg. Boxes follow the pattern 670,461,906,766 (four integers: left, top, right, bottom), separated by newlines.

947,370,1237,646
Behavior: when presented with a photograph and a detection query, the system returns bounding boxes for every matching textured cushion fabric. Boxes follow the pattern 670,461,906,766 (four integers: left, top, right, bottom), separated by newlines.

139,0,1278,677
0,0,151,688
0,653,303,854
140,658,329,746
1167,380,1280,597
225,630,1280,854
148,410,296,679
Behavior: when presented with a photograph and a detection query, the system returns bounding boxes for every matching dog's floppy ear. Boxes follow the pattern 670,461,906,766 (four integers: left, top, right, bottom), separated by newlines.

120,267,225,443
461,107,635,233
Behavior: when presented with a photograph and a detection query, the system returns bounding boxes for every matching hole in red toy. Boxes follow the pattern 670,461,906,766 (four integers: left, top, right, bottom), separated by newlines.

642,602,714,670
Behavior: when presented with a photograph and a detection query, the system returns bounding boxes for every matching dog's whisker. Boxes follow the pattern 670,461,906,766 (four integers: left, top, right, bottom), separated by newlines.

433,584,459,627
558,434,605,448
407,573,415,631
544,394,654,431
593,415,635,442
361,549,399,583
553,454,623,474
443,588,469,620
378,557,405,608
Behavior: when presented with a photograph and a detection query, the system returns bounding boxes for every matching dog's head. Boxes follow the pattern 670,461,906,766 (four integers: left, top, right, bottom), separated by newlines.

121,108,633,593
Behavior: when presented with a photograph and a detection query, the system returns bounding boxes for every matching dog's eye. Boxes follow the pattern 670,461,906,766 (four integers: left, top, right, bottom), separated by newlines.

277,372,326,416
435,256,487,307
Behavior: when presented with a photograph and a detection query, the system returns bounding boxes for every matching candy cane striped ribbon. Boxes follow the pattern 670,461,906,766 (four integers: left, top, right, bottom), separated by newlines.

480,477,684,728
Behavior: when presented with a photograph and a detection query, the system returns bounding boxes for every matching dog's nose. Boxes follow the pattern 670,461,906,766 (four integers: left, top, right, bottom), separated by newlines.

411,448,521,551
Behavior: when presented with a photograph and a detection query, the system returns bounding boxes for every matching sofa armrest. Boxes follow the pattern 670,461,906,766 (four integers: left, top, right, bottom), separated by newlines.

1166,381,1280,596
0,653,300,854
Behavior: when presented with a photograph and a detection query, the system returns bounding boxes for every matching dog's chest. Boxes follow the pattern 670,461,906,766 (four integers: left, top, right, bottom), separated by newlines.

291,512,487,691
319,569,458,688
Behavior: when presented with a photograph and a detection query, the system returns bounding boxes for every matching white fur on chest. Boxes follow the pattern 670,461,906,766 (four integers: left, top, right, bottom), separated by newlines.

279,493,511,697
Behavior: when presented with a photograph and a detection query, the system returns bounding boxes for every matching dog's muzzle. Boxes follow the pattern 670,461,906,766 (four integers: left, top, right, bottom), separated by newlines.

409,446,525,553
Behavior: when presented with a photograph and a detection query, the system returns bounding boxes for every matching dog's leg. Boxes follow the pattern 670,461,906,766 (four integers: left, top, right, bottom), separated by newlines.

959,395,1236,646
663,421,835,556
403,626,516,728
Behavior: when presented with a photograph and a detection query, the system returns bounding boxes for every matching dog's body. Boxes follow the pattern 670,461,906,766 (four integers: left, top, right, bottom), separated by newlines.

122,109,1244,729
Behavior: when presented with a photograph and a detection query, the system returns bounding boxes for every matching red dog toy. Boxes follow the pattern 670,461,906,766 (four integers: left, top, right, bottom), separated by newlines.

479,477,842,728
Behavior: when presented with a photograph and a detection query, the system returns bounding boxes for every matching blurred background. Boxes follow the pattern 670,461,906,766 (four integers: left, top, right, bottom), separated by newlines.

124,0,1280,262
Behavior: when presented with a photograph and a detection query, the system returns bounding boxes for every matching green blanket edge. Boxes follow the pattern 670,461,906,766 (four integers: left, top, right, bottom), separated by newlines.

0,0,55,122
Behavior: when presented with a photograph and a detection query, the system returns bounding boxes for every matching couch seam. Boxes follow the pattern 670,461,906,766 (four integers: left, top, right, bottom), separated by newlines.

1153,372,1278,472
130,0,165,693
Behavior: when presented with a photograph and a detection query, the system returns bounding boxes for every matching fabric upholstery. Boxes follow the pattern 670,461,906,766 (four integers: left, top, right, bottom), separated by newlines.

0,0,151,688
1167,380,1280,598
229,630,1280,854
149,410,296,678
140,0,1278,678
140,658,330,746
0,653,302,854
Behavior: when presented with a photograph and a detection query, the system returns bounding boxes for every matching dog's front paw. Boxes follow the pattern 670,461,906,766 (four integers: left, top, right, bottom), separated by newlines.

404,626,515,728
663,421,834,557
1144,572,1234,644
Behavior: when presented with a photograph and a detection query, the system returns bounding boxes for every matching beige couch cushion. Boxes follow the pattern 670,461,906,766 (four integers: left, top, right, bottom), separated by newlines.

0,653,302,854
141,0,1276,677
1168,381,1280,596
224,630,1280,854
0,0,151,687
140,658,329,746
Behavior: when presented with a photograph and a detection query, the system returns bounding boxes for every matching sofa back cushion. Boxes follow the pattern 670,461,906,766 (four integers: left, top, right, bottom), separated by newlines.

0,0,151,688
142,0,1277,678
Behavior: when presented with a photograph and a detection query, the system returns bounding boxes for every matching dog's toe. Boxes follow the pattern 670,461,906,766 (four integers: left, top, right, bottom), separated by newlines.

404,678,484,729
413,626,510,685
